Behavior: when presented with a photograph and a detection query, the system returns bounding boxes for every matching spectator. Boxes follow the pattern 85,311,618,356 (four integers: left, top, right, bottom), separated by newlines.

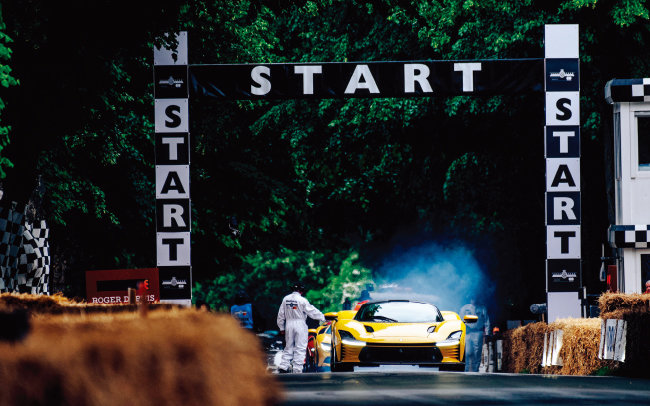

231,290,255,330
460,298,490,372
342,297,352,310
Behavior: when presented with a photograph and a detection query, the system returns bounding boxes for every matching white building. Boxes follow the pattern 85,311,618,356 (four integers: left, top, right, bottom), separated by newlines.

605,79,650,293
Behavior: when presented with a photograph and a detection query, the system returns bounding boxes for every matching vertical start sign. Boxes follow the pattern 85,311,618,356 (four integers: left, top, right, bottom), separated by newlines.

544,25,582,320
154,33,192,306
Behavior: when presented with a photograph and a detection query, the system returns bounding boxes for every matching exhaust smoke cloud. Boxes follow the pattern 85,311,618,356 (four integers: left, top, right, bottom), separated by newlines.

372,241,494,314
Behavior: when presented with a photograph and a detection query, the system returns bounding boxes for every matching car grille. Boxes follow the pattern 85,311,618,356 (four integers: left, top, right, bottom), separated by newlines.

439,345,460,360
341,345,363,361
359,343,443,363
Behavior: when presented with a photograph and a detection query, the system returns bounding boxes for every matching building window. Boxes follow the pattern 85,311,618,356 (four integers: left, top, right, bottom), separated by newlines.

637,116,650,170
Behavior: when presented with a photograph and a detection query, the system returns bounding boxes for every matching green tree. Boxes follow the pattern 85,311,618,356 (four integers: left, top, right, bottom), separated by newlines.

0,4,18,179
4,0,650,320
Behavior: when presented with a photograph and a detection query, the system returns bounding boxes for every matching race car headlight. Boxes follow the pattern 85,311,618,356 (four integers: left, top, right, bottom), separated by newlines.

321,342,332,351
437,330,462,345
339,330,366,347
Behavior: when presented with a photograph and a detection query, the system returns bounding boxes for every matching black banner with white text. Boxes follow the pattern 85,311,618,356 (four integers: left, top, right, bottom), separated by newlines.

185,59,543,100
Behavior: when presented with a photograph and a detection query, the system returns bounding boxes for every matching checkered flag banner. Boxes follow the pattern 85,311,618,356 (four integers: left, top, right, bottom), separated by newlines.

0,204,50,295
605,78,650,103
17,220,50,294
0,205,24,292
608,224,650,249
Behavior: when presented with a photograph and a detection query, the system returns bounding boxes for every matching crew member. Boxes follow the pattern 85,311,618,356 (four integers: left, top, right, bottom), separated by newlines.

645,280,650,294
460,298,490,372
277,282,325,373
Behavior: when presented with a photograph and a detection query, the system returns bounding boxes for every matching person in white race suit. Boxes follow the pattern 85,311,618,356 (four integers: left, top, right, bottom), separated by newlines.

276,282,325,373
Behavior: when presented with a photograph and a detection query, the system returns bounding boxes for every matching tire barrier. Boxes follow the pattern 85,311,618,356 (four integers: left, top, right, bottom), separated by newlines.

0,204,49,295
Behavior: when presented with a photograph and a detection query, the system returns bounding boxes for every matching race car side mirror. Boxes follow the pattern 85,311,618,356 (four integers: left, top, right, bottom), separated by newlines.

324,312,338,321
463,315,478,324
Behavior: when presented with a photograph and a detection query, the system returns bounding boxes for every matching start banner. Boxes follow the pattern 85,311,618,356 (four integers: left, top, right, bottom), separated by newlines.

185,59,543,100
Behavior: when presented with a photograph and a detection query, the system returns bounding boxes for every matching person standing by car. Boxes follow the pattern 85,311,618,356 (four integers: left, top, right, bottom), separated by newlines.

460,298,490,372
276,282,325,374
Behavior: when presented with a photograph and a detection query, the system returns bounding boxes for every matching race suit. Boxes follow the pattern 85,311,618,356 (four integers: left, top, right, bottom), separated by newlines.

277,291,325,373
460,302,490,372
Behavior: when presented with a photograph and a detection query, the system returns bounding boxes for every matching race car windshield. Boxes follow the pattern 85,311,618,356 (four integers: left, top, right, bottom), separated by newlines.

355,301,443,323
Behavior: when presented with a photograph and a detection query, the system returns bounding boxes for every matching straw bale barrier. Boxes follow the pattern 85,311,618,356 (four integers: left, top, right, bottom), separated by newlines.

502,321,548,374
598,292,650,315
0,292,179,315
0,298,282,405
598,293,650,377
547,318,616,376
502,318,617,376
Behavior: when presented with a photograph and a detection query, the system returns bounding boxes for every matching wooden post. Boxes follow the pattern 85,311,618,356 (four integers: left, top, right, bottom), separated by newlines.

128,288,136,305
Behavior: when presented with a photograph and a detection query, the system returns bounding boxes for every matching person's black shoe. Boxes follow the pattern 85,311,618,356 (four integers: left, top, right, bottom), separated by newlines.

277,368,291,374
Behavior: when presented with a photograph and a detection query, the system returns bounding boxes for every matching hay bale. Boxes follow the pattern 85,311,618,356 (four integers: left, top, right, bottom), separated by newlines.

550,318,616,376
598,292,650,377
619,312,650,376
502,322,548,374
599,309,650,377
0,292,76,312
0,292,178,315
0,309,282,406
598,292,650,315
502,319,617,376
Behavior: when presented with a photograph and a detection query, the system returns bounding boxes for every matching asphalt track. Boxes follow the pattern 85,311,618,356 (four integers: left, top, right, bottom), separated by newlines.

276,369,650,405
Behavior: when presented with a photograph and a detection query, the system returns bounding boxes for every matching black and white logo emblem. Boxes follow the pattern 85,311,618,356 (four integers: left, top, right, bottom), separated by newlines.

159,76,184,88
545,59,579,91
549,69,575,82
551,269,577,281
162,276,187,289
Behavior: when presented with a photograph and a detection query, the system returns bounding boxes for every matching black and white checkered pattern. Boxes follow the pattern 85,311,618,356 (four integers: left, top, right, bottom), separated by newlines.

0,205,50,294
605,78,650,103
0,206,24,293
608,224,650,248
17,220,50,294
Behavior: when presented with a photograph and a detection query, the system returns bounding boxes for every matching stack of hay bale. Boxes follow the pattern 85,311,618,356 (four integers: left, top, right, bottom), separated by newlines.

502,292,650,377
598,292,650,377
502,318,615,375
0,293,282,406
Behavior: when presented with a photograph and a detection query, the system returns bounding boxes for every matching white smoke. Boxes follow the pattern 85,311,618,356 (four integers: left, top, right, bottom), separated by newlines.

372,241,493,314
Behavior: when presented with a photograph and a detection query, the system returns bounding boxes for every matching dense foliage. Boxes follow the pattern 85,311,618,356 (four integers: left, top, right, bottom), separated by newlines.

0,5,17,179
3,0,650,324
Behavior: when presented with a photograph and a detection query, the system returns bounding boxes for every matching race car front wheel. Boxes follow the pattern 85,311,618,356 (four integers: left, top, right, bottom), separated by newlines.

330,345,354,372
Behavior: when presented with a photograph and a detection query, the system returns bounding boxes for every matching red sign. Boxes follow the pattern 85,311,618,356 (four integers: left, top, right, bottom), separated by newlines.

606,265,618,293
86,268,160,304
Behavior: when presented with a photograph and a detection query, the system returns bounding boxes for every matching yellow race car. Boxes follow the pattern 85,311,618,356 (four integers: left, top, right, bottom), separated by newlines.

307,322,333,372
327,299,477,372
